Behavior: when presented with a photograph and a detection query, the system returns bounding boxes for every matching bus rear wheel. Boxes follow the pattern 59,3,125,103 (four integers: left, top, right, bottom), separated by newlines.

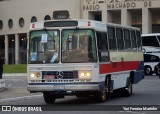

124,80,133,97
43,92,56,104
116,79,133,97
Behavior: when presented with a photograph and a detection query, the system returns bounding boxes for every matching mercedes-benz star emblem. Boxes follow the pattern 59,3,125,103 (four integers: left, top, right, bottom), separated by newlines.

56,71,64,79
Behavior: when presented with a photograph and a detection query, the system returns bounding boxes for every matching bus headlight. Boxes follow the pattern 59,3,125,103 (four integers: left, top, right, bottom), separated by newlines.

30,72,41,80
78,71,92,80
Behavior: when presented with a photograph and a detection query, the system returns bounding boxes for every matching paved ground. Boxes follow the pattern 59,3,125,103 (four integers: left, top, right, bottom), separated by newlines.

0,73,27,90
0,73,41,103
0,75,160,114
0,79,5,91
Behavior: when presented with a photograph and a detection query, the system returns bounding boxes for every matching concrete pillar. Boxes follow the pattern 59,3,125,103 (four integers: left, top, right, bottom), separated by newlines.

107,10,112,23
102,10,107,23
101,4,107,23
4,35,8,65
142,8,152,34
121,9,131,26
15,34,19,64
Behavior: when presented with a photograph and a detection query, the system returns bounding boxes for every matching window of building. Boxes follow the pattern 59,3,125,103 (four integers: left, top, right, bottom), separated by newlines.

124,29,131,49
8,19,13,28
0,20,3,29
0,36,5,49
88,11,102,21
31,16,37,22
116,28,124,50
19,18,25,27
108,27,117,50
44,15,51,20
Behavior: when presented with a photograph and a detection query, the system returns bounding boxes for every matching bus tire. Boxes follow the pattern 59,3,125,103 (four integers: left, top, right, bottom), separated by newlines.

144,66,152,75
43,92,56,104
96,83,108,102
125,79,133,96
96,76,110,102
117,77,133,97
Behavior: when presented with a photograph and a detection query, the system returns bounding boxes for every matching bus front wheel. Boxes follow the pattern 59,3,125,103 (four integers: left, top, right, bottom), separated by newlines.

43,92,56,104
95,77,110,102
96,83,108,102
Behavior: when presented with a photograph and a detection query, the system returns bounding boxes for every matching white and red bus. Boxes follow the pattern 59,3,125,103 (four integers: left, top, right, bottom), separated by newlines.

27,19,144,104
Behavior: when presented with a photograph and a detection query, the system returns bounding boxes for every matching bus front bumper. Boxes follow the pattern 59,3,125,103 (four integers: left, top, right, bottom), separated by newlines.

27,84,100,92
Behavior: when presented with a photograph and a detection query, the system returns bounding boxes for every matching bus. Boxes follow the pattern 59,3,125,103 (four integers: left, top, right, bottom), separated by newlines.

27,19,144,104
142,33,160,75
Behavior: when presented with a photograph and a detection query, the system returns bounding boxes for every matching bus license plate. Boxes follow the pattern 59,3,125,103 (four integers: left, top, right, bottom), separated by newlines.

44,75,55,80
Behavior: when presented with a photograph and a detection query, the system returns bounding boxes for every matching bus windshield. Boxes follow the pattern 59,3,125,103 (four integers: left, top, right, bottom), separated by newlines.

61,29,97,63
29,30,60,64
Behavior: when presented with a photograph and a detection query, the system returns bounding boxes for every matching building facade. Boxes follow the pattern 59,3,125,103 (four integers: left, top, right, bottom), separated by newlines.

0,0,160,64
0,0,81,64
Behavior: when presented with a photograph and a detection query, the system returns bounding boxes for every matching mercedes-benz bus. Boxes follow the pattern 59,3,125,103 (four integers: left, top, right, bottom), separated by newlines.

27,19,144,104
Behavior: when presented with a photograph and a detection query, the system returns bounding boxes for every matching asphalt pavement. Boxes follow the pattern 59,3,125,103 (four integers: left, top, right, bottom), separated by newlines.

0,73,27,90
0,75,160,114
0,73,42,104
0,74,160,105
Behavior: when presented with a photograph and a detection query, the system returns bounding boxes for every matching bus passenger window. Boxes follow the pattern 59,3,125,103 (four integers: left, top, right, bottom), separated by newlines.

142,36,159,47
124,29,131,50
131,30,137,50
116,28,124,50
136,31,142,50
108,27,117,50
97,32,109,62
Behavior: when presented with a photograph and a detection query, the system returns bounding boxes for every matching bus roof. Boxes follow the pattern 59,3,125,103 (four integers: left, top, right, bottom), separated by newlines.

30,19,107,31
106,22,140,30
142,33,160,37
30,19,140,31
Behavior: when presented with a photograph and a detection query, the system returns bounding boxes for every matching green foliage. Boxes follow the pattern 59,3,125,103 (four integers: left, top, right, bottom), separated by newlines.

3,64,27,73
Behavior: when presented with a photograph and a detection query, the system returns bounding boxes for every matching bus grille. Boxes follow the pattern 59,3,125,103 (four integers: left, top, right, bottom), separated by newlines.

42,71,78,79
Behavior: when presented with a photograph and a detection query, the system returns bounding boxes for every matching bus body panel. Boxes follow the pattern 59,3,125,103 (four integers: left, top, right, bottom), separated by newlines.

27,63,101,92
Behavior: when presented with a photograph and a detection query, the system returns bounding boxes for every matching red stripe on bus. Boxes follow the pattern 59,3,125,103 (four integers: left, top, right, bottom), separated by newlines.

99,61,140,74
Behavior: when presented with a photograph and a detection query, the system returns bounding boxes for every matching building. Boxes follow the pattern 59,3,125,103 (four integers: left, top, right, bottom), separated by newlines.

0,0,81,64
0,0,160,64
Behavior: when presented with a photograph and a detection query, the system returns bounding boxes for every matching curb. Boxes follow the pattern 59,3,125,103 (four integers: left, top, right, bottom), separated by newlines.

0,94,42,104
3,73,28,77
3,73,28,79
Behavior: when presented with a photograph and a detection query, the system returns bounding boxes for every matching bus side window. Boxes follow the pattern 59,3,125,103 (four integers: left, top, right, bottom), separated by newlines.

108,27,117,50
97,32,109,62
116,28,124,50
124,29,131,50
142,36,159,47
131,30,137,50
136,31,142,50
